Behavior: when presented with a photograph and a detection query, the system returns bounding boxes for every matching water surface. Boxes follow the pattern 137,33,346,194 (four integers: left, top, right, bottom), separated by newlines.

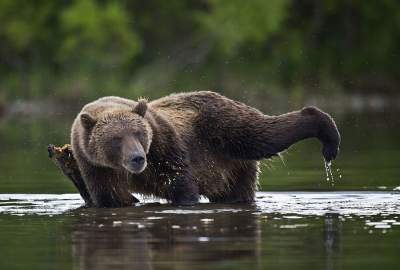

1,192,400,270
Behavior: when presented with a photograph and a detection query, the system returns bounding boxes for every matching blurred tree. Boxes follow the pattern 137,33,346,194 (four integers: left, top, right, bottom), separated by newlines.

0,0,399,102
0,0,60,58
59,0,141,68
200,0,288,54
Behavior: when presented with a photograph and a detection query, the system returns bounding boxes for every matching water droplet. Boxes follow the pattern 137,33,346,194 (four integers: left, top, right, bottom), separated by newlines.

200,218,214,223
324,160,335,185
113,221,122,227
198,237,210,242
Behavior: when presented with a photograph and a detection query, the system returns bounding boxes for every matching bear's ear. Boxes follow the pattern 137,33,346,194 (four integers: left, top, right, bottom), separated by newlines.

80,113,96,130
132,98,148,117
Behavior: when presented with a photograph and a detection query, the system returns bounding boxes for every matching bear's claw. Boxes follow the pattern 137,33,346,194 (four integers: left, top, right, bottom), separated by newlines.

322,144,339,162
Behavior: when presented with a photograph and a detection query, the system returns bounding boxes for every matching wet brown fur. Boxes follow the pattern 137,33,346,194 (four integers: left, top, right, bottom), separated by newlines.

71,91,340,207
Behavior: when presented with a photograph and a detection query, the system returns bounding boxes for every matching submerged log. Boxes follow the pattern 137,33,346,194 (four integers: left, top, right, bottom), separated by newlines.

47,144,93,207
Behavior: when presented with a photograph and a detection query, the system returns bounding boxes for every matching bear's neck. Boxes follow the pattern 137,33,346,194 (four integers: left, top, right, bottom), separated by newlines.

144,108,187,177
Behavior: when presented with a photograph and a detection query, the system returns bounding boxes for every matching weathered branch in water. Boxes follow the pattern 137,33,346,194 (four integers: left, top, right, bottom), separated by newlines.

47,144,93,207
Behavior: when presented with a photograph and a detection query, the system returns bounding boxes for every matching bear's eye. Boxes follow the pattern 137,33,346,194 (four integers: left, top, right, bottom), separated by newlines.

136,132,145,142
110,137,122,147
131,130,141,138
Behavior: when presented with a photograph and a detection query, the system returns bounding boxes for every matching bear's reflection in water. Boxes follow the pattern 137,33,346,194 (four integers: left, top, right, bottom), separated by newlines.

70,204,262,270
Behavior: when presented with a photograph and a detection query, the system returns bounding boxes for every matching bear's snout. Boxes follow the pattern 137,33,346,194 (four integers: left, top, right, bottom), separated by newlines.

123,152,147,174
131,154,145,166
120,136,148,174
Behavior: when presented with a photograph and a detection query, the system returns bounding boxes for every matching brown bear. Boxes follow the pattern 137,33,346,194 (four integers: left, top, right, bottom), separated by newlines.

70,91,340,207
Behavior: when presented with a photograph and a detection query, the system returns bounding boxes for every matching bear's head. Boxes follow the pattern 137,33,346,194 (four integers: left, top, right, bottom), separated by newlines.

80,99,152,174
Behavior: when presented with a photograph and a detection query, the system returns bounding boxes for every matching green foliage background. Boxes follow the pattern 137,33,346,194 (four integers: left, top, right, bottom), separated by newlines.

0,0,399,103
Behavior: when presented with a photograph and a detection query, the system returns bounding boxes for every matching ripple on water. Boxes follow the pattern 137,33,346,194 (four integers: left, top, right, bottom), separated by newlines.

0,192,399,222
280,224,309,229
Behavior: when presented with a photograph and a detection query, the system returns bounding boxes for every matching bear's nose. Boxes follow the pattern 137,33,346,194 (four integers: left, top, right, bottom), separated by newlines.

131,155,145,166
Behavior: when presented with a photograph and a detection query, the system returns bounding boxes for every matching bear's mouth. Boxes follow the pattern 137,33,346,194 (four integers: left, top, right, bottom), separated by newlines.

123,160,147,174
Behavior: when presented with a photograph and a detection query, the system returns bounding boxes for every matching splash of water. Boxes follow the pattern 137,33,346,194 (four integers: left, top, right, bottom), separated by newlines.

324,160,335,185
336,168,342,179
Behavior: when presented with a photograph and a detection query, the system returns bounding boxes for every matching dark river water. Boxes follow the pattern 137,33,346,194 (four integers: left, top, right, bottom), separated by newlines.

0,110,399,269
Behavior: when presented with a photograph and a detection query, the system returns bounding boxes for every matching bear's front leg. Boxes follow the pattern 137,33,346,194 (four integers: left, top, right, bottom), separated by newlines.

167,172,199,206
78,160,139,207
84,167,139,207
